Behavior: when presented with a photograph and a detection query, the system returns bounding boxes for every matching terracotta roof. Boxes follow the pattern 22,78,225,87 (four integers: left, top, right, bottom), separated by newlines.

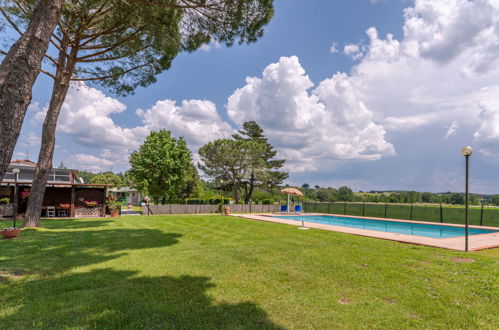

10,159,37,166
0,181,111,187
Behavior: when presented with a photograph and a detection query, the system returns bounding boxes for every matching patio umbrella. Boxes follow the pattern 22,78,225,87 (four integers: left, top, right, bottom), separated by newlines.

280,187,303,214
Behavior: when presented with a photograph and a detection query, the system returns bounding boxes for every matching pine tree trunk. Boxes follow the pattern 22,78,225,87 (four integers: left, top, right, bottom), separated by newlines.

23,44,74,227
244,173,255,204
233,182,239,204
0,0,62,182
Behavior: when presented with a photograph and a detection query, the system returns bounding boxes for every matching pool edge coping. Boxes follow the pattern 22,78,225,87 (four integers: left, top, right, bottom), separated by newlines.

232,213,499,252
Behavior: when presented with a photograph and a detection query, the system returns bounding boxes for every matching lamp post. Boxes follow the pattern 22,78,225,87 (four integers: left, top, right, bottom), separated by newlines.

461,146,473,252
12,168,20,228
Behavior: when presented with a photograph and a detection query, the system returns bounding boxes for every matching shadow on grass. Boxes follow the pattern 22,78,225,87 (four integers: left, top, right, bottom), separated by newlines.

0,220,282,328
0,226,181,276
0,268,282,329
40,218,114,229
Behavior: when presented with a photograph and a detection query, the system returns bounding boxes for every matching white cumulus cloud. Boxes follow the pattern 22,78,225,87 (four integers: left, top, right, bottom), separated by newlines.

227,56,395,171
67,154,115,172
31,83,235,171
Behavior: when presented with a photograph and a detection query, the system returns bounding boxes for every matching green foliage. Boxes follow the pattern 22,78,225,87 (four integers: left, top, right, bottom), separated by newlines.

0,197,10,205
338,186,354,201
233,121,288,202
185,198,230,205
449,193,465,205
90,172,124,187
198,138,265,203
75,170,97,184
128,130,199,203
2,0,275,96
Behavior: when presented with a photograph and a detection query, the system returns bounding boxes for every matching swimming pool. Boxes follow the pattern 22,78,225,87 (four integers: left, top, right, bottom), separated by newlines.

273,215,498,238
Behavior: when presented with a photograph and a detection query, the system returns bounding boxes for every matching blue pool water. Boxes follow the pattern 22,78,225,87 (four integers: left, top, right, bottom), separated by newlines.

273,215,498,238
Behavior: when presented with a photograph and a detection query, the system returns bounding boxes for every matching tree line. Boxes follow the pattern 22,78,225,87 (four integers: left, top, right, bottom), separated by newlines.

298,185,499,206
122,121,288,204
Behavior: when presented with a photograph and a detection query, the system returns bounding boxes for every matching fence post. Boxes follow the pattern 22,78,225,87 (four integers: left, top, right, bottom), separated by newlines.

480,203,484,226
327,203,331,214
170,204,172,215
410,203,413,220
440,203,443,223
249,200,252,214
384,202,388,218
344,202,347,215
362,202,365,217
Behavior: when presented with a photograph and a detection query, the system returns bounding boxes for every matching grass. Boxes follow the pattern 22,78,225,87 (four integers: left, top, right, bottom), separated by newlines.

0,215,498,329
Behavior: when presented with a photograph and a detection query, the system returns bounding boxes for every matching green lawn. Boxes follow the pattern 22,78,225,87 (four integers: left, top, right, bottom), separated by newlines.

0,215,497,329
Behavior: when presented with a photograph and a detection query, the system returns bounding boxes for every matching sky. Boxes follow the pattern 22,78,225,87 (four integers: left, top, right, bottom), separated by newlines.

10,0,499,193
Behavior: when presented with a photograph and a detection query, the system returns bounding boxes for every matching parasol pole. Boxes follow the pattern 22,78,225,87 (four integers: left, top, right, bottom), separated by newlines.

287,193,290,213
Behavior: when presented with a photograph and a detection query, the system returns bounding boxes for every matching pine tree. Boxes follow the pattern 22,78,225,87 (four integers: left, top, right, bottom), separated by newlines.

233,121,288,203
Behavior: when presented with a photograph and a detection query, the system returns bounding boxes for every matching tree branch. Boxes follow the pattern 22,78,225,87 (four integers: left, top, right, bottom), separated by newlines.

13,0,32,17
77,46,150,63
77,27,146,61
71,61,154,81
129,0,226,10
79,22,134,47
0,7,23,35
44,54,59,66
40,68,56,80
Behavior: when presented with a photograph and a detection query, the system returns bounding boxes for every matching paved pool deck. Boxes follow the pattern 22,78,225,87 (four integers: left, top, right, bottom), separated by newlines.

232,213,499,251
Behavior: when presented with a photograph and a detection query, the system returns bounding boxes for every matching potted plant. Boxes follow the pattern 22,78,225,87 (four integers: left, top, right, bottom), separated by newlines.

1,199,20,239
1,226,21,239
107,196,120,217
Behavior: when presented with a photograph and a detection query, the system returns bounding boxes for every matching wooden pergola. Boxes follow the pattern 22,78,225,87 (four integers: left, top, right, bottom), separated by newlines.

0,182,111,218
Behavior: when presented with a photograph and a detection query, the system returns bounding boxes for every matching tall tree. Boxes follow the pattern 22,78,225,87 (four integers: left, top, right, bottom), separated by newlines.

233,121,288,203
198,139,265,203
128,130,198,204
0,0,63,183
337,186,354,201
5,0,274,226
90,172,123,187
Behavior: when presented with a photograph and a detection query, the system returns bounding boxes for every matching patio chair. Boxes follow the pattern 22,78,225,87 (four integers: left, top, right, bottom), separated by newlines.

294,204,302,213
280,205,287,212
58,209,68,217
46,206,55,217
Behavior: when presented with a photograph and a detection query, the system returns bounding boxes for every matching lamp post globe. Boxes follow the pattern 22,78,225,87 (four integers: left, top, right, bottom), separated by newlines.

461,146,473,157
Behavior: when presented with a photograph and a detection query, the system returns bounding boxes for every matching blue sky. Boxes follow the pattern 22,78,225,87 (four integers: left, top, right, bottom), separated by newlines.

12,0,499,193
